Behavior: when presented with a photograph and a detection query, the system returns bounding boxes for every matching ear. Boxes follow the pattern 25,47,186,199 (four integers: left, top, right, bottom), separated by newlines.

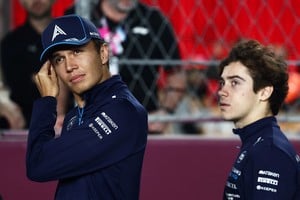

100,43,109,65
259,85,273,101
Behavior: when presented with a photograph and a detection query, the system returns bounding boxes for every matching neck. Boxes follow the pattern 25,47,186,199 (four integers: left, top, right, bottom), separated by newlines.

234,113,273,129
101,0,128,22
73,93,85,108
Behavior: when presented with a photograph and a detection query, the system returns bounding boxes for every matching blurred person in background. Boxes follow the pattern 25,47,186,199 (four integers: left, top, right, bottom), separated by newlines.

0,79,25,129
218,39,300,199
271,43,300,135
0,0,70,130
166,40,231,135
65,0,186,134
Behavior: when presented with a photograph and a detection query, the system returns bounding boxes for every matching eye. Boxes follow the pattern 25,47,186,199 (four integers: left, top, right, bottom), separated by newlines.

231,79,239,87
53,56,64,65
219,79,225,88
73,49,82,55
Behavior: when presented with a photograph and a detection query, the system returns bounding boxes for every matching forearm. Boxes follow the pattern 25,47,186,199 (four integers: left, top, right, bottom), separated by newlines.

57,79,71,115
0,83,25,129
26,97,57,181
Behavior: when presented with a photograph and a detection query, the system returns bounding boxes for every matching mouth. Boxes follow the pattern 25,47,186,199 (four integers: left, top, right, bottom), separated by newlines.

70,74,85,83
219,102,230,109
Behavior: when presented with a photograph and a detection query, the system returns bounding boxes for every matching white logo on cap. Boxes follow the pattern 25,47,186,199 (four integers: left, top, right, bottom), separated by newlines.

52,25,67,41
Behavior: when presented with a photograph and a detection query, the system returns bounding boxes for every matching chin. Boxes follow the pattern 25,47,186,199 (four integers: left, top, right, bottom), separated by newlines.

221,113,234,122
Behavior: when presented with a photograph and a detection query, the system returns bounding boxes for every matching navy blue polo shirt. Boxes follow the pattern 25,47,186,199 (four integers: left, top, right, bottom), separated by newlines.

26,75,148,200
223,117,300,199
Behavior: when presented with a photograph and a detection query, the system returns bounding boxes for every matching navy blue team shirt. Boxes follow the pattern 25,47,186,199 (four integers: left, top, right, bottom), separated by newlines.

223,116,300,199
26,75,148,200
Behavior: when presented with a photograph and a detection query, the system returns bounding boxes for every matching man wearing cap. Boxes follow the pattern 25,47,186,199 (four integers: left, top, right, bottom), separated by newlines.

26,14,148,200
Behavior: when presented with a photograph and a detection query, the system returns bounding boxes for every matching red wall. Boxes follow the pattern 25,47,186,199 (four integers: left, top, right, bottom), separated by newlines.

1,134,300,200
11,0,300,60
11,0,74,29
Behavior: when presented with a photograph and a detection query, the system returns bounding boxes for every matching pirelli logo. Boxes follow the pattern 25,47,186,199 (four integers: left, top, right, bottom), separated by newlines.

95,117,112,135
257,177,278,186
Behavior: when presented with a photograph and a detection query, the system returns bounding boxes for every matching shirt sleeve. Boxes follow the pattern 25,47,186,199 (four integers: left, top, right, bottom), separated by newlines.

26,97,147,182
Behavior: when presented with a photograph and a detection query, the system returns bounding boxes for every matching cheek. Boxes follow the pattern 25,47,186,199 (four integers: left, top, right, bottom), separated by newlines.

55,70,68,84
237,92,257,112
240,91,246,97
235,91,252,105
87,66,103,83
230,90,251,110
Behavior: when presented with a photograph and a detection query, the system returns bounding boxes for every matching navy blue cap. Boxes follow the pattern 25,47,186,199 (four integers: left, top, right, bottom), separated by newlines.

40,14,103,62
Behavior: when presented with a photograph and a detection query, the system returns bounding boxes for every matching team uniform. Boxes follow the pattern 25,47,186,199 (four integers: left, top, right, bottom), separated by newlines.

0,20,42,128
26,75,148,200
65,2,181,112
223,116,300,199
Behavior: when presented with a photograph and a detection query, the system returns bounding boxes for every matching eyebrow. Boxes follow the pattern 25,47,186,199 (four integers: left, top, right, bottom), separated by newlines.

50,53,60,59
221,75,246,82
51,45,84,57
49,54,60,64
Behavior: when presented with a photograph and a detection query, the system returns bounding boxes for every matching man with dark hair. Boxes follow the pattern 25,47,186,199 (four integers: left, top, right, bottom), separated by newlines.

218,39,300,199
26,14,148,199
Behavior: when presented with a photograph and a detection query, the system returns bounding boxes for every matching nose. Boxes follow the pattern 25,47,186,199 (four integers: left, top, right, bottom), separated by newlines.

217,85,228,98
65,57,77,72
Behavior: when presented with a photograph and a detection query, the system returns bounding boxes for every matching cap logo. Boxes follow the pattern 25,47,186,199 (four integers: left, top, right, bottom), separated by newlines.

52,25,67,41
41,15,104,62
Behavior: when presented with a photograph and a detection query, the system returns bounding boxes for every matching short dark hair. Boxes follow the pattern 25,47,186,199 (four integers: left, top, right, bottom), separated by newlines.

91,39,104,51
91,39,109,69
219,39,289,115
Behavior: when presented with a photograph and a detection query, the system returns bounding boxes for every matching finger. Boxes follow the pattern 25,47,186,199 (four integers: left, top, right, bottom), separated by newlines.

33,74,43,93
49,65,57,79
39,60,52,75
33,73,40,86
48,65,59,87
